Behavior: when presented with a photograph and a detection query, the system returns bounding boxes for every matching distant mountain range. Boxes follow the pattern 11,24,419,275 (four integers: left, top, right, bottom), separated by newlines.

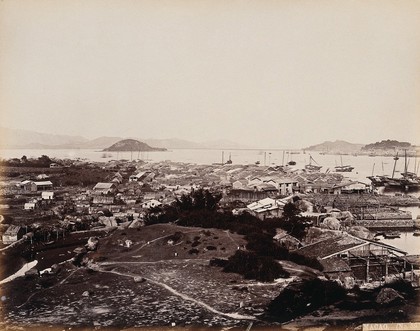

305,140,364,153
305,139,418,154
0,127,249,150
0,127,88,148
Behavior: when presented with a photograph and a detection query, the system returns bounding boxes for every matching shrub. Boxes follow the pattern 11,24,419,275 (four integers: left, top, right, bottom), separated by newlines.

245,232,289,260
383,279,415,298
167,231,183,243
209,258,228,267
266,278,346,322
188,248,199,255
223,250,289,282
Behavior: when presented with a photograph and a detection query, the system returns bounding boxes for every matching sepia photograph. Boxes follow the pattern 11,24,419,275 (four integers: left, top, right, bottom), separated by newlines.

0,1,419,330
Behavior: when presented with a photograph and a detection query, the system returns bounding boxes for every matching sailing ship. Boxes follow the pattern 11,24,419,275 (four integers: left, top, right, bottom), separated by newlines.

225,153,232,164
285,151,296,165
368,150,420,190
335,165,354,172
305,154,322,171
367,175,386,187
334,156,354,172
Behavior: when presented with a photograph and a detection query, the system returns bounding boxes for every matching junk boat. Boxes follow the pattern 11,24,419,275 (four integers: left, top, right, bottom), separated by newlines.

334,155,354,172
368,151,420,191
335,165,354,172
305,154,322,171
225,153,232,164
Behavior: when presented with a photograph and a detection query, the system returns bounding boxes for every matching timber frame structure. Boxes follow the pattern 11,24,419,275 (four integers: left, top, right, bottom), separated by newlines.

297,234,413,284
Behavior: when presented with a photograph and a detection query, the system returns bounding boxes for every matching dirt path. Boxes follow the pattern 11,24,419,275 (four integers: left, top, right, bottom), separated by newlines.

16,267,80,309
96,266,256,321
224,230,240,247
99,259,210,265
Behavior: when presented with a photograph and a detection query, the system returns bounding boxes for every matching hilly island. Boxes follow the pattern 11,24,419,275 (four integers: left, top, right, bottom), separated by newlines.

103,139,167,152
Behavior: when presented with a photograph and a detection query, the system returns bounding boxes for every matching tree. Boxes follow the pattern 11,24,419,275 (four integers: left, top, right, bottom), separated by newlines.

37,155,52,167
175,188,222,211
283,201,299,219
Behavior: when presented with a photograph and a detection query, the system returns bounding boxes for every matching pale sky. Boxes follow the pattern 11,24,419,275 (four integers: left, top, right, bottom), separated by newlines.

0,0,419,148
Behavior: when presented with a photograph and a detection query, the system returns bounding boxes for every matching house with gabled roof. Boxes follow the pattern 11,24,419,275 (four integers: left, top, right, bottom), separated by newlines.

20,180,53,192
247,197,285,220
34,181,53,191
232,179,248,190
93,182,117,195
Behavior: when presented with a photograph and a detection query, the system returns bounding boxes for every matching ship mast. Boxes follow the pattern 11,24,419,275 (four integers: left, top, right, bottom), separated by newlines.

392,152,399,178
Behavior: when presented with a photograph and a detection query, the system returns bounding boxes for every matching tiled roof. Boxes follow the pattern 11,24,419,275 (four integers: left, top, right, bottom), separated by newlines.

320,257,352,273
297,235,365,259
34,181,53,186
94,182,115,190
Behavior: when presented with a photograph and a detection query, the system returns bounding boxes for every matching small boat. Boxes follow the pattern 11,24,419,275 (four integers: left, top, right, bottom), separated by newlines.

288,160,296,166
255,161,260,165
383,231,401,239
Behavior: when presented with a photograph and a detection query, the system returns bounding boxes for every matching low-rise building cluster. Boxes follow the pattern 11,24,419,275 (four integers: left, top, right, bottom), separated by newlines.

0,159,375,245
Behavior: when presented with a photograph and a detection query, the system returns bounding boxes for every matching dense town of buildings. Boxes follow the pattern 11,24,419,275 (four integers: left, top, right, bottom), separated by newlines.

1,158,377,233
0,156,419,328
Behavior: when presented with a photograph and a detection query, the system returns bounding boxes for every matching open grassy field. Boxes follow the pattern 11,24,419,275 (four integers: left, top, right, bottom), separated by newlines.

1,224,294,328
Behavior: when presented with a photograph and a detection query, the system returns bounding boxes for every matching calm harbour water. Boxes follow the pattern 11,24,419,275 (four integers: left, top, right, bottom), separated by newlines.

1,148,419,254
380,231,419,256
1,147,418,183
